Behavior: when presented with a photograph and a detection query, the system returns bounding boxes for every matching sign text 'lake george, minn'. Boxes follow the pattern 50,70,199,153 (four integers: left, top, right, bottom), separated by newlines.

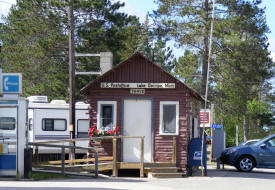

101,83,175,89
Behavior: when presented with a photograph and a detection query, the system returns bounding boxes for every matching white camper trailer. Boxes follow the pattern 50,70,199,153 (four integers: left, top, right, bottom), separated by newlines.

0,97,27,177
27,96,89,156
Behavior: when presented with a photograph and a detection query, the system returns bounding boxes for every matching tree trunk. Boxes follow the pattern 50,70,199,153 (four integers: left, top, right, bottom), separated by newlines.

243,114,248,142
243,86,249,142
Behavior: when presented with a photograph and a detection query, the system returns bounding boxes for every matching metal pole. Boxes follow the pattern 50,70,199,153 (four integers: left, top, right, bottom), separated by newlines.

61,147,65,175
210,104,214,161
95,151,98,178
201,0,215,176
68,5,76,160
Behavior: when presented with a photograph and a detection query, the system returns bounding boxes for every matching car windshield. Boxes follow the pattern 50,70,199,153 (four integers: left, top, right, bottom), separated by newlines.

254,135,275,146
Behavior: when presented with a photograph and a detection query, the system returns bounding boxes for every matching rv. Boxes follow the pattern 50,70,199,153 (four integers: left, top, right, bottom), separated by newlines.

27,96,90,157
0,96,27,177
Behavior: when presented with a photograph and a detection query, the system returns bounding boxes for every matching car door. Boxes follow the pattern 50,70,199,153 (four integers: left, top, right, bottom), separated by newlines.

256,137,275,167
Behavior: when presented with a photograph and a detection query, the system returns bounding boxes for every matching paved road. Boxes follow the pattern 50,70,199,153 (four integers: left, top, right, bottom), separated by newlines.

0,167,275,190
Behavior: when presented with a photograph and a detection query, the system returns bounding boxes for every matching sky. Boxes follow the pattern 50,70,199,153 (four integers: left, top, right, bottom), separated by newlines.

0,0,275,61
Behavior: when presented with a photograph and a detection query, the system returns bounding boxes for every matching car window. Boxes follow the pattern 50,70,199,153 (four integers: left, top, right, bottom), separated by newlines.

245,141,257,146
265,138,275,147
254,136,274,146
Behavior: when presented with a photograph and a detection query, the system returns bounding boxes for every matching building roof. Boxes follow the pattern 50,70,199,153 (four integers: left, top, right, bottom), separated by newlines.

80,52,204,101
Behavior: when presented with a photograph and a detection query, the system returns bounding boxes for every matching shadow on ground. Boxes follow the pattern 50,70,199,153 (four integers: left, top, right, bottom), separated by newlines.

192,165,275,180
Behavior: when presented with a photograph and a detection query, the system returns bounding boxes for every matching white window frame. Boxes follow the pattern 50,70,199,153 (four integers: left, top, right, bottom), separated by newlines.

97,101,117,130
159,101,179,135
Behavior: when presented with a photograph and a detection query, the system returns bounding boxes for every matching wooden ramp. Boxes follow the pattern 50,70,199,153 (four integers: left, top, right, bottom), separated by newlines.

34,160,185,178
31,136,182,178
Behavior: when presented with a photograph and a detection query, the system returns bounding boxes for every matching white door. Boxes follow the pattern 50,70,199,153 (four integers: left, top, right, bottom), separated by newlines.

123,99,152,162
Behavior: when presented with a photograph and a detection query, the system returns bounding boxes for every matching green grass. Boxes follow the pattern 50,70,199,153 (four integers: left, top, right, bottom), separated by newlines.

28,172,67,181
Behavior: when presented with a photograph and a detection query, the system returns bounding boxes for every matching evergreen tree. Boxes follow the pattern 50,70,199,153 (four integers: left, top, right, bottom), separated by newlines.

136,14,176,72
212,1,274,141
0,0,68,100
154,0,274,142
0,0,141,101
174,50,201,92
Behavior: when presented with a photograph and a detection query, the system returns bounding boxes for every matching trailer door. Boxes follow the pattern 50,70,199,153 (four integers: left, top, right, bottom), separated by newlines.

0,106,17,176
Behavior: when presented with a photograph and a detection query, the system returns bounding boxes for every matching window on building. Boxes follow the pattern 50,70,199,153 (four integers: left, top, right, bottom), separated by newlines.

97,101,117,130
159,101,179,135
0,117,16,130
77,119,89,138
101,105,113,129
42,119,66,131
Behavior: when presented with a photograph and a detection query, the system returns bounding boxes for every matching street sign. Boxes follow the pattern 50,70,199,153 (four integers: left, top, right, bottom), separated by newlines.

212,124,223,129
200,109,210,127
0,73,22,94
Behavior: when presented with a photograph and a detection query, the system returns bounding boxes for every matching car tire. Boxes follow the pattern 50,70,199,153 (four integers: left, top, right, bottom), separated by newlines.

236,156,255,172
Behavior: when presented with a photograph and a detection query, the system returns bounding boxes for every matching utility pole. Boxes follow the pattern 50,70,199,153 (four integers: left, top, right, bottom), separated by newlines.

201,0,215,176
68,5,75,160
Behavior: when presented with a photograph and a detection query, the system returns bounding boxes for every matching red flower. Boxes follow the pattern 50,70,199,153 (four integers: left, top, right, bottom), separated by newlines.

89,125,120,137
89,125,99,137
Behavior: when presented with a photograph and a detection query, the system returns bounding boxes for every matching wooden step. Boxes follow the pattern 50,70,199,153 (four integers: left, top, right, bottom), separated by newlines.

144,162,176,167
145,166,178,173
148,172,184,178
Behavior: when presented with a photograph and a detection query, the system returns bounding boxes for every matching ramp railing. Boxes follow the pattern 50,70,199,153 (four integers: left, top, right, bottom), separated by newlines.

28,141,102,178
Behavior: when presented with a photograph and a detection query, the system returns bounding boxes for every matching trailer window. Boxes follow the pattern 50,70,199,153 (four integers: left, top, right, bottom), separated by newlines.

77,119,89,138
42,119,66,131
0,117,16,130
159,101,179,135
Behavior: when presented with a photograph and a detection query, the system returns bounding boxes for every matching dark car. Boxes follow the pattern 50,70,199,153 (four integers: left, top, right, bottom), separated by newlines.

220,134,275,172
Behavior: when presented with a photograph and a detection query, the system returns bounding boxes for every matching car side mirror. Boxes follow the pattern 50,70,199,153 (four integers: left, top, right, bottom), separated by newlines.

260,144,266,149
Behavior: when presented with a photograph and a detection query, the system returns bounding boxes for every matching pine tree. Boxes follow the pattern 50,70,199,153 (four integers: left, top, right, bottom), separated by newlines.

136,14,176,72
154,0,274,141
0,0,141,101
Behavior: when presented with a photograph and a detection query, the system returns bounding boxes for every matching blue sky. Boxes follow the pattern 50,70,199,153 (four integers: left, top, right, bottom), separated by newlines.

1,0,275,61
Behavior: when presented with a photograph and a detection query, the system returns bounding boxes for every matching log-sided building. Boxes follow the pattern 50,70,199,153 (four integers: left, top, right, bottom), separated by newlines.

80,52,203,174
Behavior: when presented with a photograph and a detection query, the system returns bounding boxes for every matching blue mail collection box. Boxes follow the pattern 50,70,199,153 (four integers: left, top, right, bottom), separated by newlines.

188,138,207,176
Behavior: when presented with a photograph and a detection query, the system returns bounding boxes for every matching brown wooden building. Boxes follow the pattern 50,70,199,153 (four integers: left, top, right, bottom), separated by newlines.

80,52,203,174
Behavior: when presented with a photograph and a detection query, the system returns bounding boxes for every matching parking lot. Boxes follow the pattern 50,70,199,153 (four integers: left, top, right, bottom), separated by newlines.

0,166,275,190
